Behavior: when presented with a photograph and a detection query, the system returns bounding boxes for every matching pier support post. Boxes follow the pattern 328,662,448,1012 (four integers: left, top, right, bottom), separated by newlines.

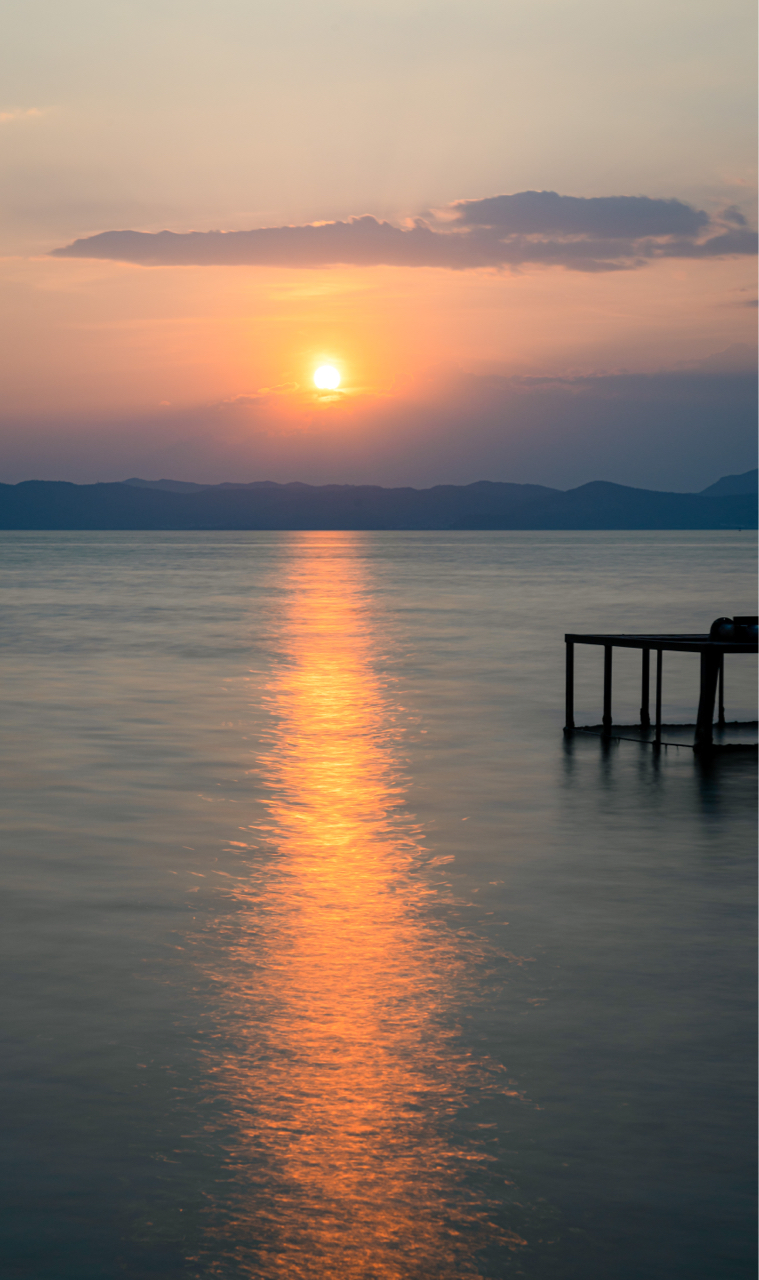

654,650,663,746
602,645,613,735
640,649,650,730
695,648,720,750
564,640,575,732
717,656,725,728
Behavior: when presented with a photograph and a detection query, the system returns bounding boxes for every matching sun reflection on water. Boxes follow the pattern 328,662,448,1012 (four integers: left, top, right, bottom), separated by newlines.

196,535,524,1278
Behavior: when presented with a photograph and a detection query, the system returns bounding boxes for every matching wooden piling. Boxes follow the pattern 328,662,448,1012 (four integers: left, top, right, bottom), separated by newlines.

695,649,721,749
565,640,574,732
640,648,650,729
602,645,613,735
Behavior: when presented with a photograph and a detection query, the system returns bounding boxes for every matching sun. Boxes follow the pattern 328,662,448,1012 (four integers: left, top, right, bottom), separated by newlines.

313,365,341,390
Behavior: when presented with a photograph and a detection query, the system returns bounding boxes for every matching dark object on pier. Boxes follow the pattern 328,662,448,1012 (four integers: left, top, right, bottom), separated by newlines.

709,615,759,643
564,618,758,751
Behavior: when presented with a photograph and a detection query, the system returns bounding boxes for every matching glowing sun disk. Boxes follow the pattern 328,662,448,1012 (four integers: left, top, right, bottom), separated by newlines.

314,365,341,389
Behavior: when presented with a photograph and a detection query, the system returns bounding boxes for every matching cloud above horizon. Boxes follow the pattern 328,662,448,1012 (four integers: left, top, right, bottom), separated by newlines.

51,190,757,273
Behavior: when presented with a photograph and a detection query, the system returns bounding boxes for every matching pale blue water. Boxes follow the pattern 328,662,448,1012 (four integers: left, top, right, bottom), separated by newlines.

0,530,755,1280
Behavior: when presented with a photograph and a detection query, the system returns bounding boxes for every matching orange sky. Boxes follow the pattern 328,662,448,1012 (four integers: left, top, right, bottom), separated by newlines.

0,0,756,487
2,255,755,421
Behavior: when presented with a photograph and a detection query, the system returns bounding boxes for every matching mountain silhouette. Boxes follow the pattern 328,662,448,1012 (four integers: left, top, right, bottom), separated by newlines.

699,468,757,497
0,473,755,529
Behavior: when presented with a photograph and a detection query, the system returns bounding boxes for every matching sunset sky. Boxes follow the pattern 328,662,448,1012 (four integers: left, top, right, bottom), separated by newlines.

2,0,756,489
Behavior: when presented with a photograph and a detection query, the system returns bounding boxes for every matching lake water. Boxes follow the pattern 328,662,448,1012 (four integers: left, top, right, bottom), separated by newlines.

0,530,756,1280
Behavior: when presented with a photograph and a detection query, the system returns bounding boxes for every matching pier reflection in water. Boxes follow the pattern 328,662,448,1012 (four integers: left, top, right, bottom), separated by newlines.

196,536,522,1279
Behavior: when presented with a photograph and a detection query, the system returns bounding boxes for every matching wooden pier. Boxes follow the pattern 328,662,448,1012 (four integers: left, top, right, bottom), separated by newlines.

564,618,758,751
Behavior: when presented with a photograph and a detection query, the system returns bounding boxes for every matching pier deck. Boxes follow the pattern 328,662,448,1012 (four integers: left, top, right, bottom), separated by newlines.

564,631,758,750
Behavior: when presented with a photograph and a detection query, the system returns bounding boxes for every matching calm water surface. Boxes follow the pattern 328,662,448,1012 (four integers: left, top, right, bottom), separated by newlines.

0,531,756,1279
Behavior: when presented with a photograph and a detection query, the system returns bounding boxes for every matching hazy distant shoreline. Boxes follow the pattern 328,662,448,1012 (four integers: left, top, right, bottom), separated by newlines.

0,470,755,532
1,472,756,531
0,468,752,532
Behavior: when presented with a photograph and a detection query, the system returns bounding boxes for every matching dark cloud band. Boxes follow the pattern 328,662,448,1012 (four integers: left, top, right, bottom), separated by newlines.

446,191,712,236
51,191,757,271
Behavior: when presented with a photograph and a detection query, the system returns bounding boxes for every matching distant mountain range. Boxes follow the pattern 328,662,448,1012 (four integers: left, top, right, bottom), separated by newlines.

0,470,755,530
699,469,758,498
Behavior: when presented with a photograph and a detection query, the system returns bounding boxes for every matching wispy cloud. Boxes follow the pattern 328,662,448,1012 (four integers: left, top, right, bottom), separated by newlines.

0,107,46,124
51,190,757,272
222,384,299,405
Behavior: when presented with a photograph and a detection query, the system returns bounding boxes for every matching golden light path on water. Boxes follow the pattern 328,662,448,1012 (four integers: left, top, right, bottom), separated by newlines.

197,535,525,1278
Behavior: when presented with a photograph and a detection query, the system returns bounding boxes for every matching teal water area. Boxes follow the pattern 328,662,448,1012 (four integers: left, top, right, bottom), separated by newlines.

0,531,756,1279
